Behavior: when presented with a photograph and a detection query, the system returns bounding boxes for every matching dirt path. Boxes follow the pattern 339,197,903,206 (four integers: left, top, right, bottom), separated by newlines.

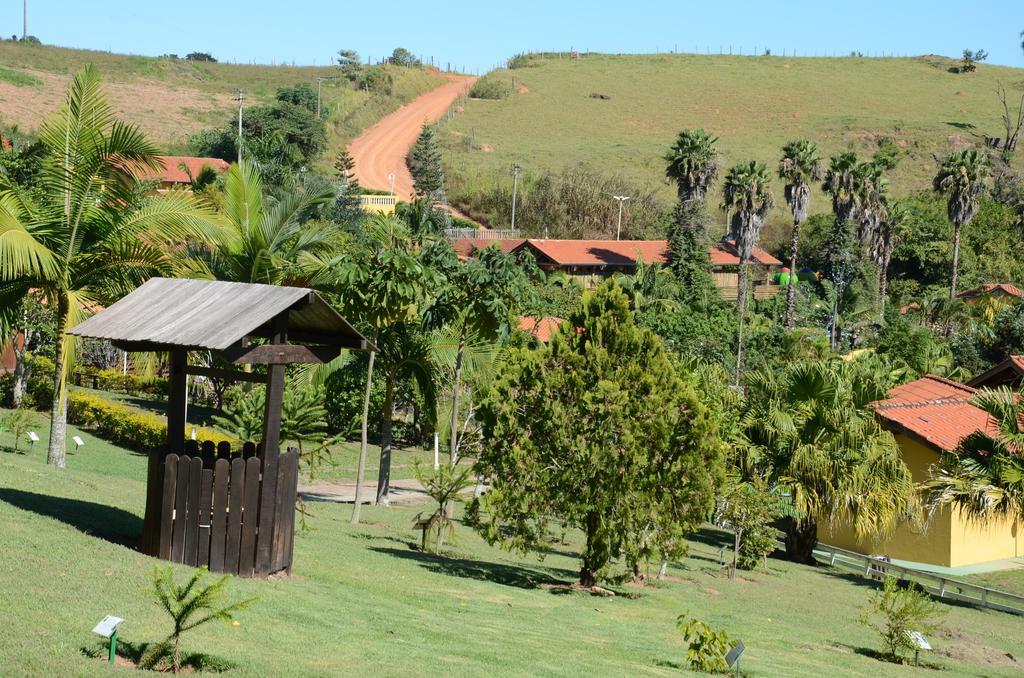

348,73,476,200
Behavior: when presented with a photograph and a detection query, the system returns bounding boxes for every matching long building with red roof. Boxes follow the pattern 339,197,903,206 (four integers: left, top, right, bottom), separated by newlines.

822,374,1022,567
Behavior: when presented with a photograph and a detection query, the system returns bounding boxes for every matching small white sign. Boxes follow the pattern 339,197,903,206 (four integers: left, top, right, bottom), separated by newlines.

91,615,124,638
73,436,85,447
27,431,39,442
906,630,931,650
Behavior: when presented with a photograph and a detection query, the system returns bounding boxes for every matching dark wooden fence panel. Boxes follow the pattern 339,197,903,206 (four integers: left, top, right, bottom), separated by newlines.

183,457,202,566
217,441,232,461
225,458,246,575
158,454,178,560
152,448,293,577
196,468,214,567
171,457,190,563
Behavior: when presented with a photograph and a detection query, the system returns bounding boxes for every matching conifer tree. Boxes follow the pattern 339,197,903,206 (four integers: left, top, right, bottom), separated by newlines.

407,123,447,206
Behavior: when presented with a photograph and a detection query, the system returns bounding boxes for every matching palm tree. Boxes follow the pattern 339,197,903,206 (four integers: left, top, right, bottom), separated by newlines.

933,149,989,300
721,161,774,385
822,152,860,223
820,152,865,348
188,161,336,285
778,140,822,328
665,129,720,206
924,387,1024,522
871,200,907,317
0,66,218,468
742,359,919,563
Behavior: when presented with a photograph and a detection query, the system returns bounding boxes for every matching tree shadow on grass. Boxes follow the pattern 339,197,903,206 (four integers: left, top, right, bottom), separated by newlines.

834,643,943,670
0,488,141,549
819,568,984,613
369,546,576,589
82,639,235,673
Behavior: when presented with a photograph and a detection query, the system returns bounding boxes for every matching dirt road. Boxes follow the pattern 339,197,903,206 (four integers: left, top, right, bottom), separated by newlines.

348,74,476,199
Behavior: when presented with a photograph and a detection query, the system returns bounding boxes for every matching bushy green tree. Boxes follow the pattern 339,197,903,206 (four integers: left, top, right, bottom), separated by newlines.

720,478,782,574
858,576,946,663
407,123,448,211
474,281,724,586
778,140,823,327
389,47,420,67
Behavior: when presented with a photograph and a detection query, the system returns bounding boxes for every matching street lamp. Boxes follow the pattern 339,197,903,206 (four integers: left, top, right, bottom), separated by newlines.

511,163,521,232
611,195,631,240
387,172,395,196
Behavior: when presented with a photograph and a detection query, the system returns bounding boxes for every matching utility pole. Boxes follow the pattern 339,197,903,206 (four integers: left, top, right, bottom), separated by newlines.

510,163,521,232
612,195,630,240
387,172,395,196
315,76,326,120
235,90,245,166
23,0,27,40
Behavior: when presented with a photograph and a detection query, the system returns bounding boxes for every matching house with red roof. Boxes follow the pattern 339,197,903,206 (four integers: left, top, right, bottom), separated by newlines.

822,375,1022,567
452,238,783,300
968,356,1024,390
130,155,230,192
956,283,1024,302
518,316,564,344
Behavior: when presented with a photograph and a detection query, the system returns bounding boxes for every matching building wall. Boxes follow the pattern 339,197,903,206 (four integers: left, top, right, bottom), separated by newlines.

821,434,1021,567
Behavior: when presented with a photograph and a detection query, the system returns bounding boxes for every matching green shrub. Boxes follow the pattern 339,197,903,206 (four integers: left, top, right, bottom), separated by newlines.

67,392,236,454
858,576,946,663
469,77,512,100
676,614,733,672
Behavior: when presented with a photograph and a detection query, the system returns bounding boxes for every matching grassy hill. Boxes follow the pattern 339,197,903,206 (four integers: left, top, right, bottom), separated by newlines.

2,409,1024,676
0,41,445,158
441,53,1024,232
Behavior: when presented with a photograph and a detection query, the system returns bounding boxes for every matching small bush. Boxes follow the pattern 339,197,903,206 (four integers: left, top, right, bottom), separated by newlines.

858,576,947,663
469,77,512,100
676,614,734,672
67,392,236,454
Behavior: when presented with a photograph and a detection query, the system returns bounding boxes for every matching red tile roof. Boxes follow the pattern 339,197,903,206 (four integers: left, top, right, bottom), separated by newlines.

518,316,564,343
131,156,231,185
957,283,1024,300
967,355,1024,389
451,238,525,260
498,239,781,268
870,375,998,452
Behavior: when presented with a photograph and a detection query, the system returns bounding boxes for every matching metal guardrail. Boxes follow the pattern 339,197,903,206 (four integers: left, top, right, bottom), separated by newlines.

815,542,1024,616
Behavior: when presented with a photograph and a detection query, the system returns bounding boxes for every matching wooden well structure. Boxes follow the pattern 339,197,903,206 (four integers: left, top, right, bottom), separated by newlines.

69,278,373,577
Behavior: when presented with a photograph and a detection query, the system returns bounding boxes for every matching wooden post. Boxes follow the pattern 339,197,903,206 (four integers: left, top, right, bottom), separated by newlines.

260,313,288,462
167,348,188,456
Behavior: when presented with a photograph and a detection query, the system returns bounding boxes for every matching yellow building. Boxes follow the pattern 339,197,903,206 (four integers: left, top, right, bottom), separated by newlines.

358,194,397,214
823,375,1023,568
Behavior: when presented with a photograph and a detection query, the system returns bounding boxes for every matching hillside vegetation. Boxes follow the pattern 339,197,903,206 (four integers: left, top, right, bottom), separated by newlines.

441,52,1024,231
0,41,444,156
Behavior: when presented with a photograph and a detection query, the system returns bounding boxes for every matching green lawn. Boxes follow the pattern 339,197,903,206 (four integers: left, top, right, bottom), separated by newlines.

2,430,1024,675
964,568,1024,598
441,53,1024,238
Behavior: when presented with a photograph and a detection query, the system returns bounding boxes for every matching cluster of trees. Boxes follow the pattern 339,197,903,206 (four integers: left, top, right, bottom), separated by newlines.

4,64,1024,589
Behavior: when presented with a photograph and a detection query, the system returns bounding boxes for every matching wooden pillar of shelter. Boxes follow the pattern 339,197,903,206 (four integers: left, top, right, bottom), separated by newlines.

143,347,187,555
255,311,287,576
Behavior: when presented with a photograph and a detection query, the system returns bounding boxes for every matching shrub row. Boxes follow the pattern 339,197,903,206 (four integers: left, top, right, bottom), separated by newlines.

469,77,512,100
74,367,168,397
67,391,236,454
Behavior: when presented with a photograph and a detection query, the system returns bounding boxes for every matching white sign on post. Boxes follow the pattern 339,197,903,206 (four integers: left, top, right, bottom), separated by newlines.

73,436,85,447
91,615,124,639
906,630,931,650
27,431,40,442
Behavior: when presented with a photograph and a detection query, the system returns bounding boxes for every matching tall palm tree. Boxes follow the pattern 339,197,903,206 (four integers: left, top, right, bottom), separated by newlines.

0,66,218,468
187,161,336,285
778,140,822,328
742,359,919,563
821,152,860,223
933,149,989,300
665,129,720,206
924,387,1024,523
820,152,864,348
871,200,907,317
721,161,774,385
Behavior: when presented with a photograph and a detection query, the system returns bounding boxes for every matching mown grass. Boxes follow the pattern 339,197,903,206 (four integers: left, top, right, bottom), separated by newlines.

440,53,1024,237
1,432,1023,675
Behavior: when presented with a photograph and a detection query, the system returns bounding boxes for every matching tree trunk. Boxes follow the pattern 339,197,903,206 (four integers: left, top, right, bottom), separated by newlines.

374,375,395,505
784,516,818,565
785,219,801,328
11,342,30,408
878,251,891,319
350,336,377,524
449,330,465,465
46,300,68,468
579,511,604,588
734,261,749,387
949,222,962,301
731,527,741,579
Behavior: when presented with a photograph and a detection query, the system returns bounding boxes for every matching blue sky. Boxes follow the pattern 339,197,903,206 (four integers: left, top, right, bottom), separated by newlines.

4,1,1022,72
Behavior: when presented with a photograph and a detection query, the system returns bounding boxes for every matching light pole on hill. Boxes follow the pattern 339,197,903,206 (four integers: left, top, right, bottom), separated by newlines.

612,195,630,240
315,77,325,120
511,162,521,232
387,172,395,196
235,90,245,166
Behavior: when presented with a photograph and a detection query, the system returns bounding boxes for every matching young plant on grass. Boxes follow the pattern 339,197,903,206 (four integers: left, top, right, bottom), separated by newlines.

143,566,255,674
1,408,36,454
858,576,946,663
676,614,733,672
412,460,475,554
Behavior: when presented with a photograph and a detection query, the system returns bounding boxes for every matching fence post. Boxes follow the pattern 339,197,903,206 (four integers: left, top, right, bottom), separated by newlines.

939,579,946,598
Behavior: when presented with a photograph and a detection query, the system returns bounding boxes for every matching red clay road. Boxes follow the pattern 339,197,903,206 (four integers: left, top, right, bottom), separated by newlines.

348,74,476,199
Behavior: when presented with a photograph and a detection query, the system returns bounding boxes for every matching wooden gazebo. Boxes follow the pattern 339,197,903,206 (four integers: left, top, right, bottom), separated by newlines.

69,278,373,577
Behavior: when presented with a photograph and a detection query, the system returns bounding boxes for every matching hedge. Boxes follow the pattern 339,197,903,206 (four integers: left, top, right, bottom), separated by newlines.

67,391,237,454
